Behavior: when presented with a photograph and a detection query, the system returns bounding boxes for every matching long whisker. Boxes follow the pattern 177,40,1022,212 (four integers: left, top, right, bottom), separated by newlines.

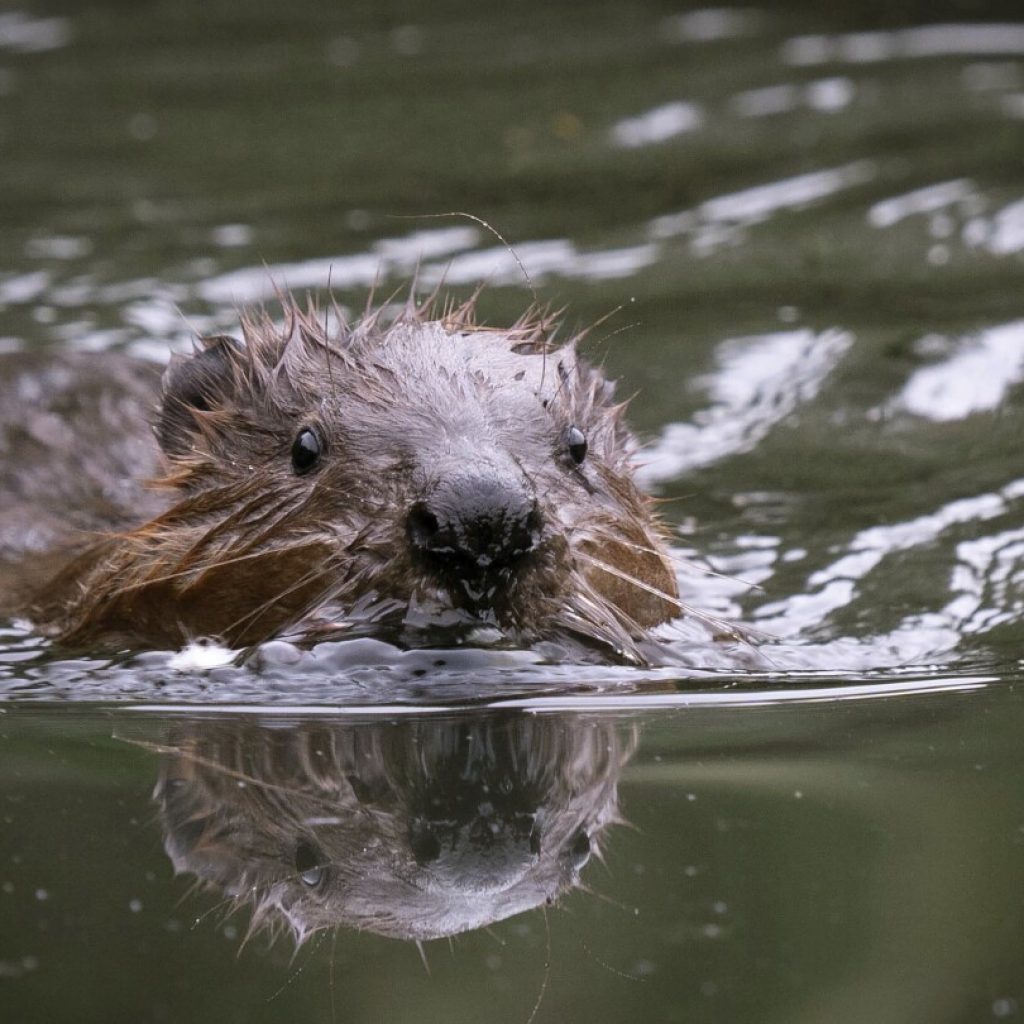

575,551,762,643
575,551,686,612
193,759,321,801
557,590,643,662
590,318,642,349
524,905,552,1024
188,493,331,563
676,559,764,592
597,534,765,592
190,891,245,932
267,931,327,1001
387,210,552,393
324,265,337,392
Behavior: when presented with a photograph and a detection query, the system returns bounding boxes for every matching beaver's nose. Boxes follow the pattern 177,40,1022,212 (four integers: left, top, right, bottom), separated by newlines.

407,470,542,575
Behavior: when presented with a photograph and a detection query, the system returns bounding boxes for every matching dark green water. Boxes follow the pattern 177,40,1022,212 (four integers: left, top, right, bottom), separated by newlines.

2,1,1024,1021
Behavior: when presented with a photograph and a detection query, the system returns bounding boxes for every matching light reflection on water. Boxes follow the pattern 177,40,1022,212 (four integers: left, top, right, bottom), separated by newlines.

892,320,1024,420
636,328,854,480
122,674,994,716
782,23,1024,65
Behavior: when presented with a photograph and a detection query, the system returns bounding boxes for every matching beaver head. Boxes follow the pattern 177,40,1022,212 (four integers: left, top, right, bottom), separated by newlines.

46,295,679,661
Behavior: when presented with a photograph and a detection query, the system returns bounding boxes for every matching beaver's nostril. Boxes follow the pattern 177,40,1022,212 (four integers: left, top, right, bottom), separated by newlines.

407,503,441,548
408,819,443,865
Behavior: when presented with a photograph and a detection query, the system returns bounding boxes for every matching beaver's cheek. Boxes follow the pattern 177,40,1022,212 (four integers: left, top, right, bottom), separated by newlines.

172,540,339,645
576,532,679,627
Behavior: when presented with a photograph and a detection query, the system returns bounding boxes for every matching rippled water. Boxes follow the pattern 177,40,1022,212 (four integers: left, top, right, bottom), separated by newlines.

2,2,1024,1021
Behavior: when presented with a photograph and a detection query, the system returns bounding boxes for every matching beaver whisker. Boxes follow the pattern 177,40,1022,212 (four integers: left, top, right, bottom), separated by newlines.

274,565,395,642
584,533,763,593
216,556,348,642
576,550,757,643
176,876,212,915
575,550,687,612
677,560,765,592
578,570,647,632
601,534,677,561
189,890,247,933
557,597,643,663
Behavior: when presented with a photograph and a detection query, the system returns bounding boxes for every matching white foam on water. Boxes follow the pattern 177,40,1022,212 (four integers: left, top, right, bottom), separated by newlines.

167,642,238,671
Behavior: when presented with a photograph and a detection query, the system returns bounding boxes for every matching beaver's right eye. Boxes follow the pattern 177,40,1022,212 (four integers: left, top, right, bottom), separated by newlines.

566,426,588,465
567,827,592,872
291,428,323,475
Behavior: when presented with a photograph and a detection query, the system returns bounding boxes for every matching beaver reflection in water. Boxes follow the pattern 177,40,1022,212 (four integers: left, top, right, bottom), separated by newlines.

153,713,632,942
13,294,683,661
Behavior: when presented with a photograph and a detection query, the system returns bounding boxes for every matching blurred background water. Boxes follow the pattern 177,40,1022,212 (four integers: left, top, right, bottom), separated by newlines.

2,1,1024,1021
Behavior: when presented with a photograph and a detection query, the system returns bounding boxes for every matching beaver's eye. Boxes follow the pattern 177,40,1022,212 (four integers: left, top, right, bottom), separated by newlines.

566,426,588,465
295,840,327,888
567,827,592,872
291,428,322,475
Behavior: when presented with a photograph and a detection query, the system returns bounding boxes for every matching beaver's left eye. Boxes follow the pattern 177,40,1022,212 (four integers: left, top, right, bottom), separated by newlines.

295,840,327,888
566,426,588,465
291,427,323,475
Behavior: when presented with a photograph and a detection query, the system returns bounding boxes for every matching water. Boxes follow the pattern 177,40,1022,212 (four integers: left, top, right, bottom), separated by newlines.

2,1,1024,1020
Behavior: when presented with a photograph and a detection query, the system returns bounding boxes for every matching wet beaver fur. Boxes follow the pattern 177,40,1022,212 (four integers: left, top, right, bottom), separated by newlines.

13,293,681,662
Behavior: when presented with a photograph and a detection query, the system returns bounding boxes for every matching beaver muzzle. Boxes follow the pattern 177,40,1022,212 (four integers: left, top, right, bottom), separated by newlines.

407,464,542,583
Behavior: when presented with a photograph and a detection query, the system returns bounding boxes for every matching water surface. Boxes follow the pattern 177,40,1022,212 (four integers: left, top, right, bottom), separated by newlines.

2,1,1024,1021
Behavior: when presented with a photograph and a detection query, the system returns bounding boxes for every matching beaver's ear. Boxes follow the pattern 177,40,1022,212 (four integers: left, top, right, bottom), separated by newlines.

157,336,242,455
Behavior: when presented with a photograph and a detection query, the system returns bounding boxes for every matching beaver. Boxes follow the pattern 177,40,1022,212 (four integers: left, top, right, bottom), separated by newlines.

152,711,633,942
1,293,683,662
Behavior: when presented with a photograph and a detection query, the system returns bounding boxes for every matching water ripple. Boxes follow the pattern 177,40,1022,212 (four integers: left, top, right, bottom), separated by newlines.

638,328,853,484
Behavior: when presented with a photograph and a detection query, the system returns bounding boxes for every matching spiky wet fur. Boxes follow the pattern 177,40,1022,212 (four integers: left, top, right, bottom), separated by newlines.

33,293,680,661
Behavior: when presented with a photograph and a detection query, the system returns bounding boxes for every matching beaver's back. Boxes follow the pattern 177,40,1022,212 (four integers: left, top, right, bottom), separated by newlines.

0,351,165,611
